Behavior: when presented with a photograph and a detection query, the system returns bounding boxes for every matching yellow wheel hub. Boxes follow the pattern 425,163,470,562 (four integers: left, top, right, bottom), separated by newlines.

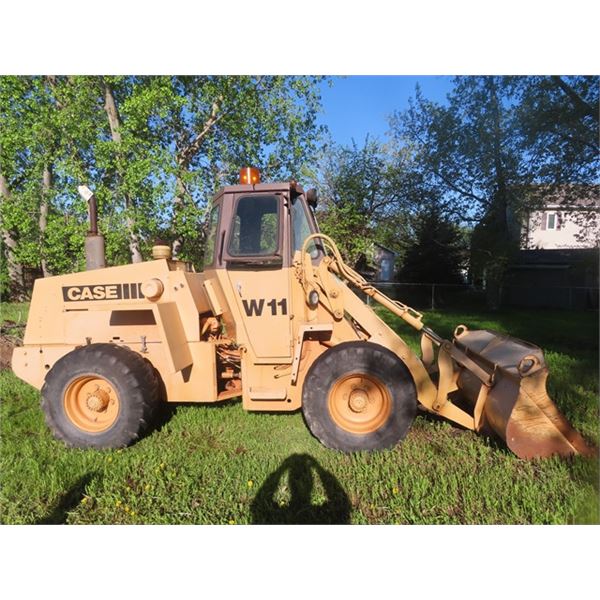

328,373,392,434
64,376,120,433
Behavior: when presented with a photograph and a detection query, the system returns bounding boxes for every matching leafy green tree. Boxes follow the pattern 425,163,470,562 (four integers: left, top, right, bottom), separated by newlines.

159,76,326,261
511,76,598,183
389,76,599,307
0,75,327,299
398,204,467,284
390,77,522,307
314,137,412,266
1,76,66,299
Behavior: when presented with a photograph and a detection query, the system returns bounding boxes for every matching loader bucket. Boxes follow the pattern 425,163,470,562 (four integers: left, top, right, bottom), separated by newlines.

453,327,596,459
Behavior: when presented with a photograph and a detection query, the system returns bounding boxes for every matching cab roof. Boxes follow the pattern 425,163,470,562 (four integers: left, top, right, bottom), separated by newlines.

212,181,304,201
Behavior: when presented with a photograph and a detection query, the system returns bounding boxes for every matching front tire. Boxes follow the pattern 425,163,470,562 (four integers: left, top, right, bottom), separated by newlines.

41,343,161,448
301,341,417,451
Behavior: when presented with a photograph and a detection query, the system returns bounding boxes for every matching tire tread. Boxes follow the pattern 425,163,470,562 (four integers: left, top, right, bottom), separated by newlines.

302,341,417,452
41,343,161,449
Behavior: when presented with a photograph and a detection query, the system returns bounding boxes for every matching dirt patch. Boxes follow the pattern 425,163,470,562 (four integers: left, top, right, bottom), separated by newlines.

0,334,16,370
0,327,23,370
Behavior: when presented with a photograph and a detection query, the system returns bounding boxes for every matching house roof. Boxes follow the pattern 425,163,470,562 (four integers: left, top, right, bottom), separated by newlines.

517,184,600,211
373,242,397,255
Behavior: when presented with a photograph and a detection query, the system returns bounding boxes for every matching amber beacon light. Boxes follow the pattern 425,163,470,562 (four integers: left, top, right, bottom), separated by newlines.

239,167,261,185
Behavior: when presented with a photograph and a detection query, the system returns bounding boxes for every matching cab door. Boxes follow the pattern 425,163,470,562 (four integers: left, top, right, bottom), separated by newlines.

224,193,292,361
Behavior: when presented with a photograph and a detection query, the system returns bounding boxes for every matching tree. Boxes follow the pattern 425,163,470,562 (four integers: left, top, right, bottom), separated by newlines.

389,78,521,306
145,76,326,261
511,76,599,184
389,76,599,308
314,137,413,267
1,76,138,297
509,76,600,247
0,76,67,299
398,204,467,284
0,75,327,299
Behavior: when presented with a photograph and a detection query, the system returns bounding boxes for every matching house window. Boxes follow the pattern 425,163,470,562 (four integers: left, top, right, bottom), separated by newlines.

547,213,556,229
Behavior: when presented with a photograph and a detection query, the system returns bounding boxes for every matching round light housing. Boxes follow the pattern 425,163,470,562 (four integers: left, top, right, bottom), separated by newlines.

141,278,164,300
308,289,319,307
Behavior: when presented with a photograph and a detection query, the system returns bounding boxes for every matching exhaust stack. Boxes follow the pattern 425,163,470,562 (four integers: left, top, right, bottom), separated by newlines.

78,185,106,270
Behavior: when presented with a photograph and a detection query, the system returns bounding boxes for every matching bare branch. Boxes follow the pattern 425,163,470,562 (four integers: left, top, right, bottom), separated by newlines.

409,128,487,205
177,96,225,168
551,76,599,123
177,76,269,168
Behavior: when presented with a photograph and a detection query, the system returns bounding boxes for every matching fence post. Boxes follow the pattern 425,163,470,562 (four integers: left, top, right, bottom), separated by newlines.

568,286,573,309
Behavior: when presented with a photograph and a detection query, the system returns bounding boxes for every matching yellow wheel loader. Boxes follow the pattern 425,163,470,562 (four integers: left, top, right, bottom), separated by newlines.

11,168,596,458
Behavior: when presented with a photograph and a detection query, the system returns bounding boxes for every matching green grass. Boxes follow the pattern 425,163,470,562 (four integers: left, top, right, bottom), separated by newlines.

0,302,598,524
0,302,30,324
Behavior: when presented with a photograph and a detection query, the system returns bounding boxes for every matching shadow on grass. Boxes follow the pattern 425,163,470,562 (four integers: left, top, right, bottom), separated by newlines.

151,402,178,435
36,472,98,525
251,453,350,525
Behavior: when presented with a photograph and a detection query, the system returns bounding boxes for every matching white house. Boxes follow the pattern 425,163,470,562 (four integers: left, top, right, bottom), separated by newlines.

522,185,600,250
504,185,599,309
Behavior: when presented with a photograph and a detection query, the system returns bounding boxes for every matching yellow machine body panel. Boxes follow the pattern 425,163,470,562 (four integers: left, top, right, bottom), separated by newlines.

225,267,292,360
12,259,218,404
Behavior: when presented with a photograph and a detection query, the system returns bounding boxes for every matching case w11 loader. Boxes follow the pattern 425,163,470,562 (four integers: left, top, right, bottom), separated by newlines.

11,168,596,458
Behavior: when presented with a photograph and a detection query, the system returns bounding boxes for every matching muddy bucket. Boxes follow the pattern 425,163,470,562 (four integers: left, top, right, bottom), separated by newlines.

453,327,596,459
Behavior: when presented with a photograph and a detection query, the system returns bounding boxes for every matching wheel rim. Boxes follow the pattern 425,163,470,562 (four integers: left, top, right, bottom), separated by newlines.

328,373,392,434
64,376,120,433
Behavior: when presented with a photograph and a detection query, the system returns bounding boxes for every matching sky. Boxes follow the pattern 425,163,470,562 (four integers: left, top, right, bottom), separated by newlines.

318,76,454,146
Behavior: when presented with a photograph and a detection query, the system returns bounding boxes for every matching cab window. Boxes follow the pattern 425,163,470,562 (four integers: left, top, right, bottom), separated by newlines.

203,204,220,268
291,195,319,258
228,195,280,256
291,196,313,252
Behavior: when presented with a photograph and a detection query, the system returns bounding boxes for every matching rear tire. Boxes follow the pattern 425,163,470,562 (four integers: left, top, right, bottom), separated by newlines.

302,341,417,451
41,343,161,448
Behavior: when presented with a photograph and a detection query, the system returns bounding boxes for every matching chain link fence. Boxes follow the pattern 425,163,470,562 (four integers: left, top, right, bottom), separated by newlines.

501,284,598,310
360,282,598,311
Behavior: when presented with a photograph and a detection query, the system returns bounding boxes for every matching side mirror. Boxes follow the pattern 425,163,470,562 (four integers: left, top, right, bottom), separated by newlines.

306,188,318,209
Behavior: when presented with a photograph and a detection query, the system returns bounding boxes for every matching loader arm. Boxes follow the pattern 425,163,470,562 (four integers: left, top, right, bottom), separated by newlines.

300,233,596,459
299,233,487,429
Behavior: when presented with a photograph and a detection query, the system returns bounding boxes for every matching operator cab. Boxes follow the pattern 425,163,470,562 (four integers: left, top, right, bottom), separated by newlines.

202,167,321,272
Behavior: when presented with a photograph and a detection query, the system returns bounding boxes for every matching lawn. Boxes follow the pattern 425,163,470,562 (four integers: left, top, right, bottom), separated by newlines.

0,302,598,525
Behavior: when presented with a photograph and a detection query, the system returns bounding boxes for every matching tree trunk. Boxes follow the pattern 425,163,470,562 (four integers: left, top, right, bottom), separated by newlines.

488,77,509,233
171,173,187,258
484,77,510,310
484,267,503,311
103,80,122,144
0,171,26,300
170,98,225,258
125,213,143,263
40,164,52,277
101,78,143,263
